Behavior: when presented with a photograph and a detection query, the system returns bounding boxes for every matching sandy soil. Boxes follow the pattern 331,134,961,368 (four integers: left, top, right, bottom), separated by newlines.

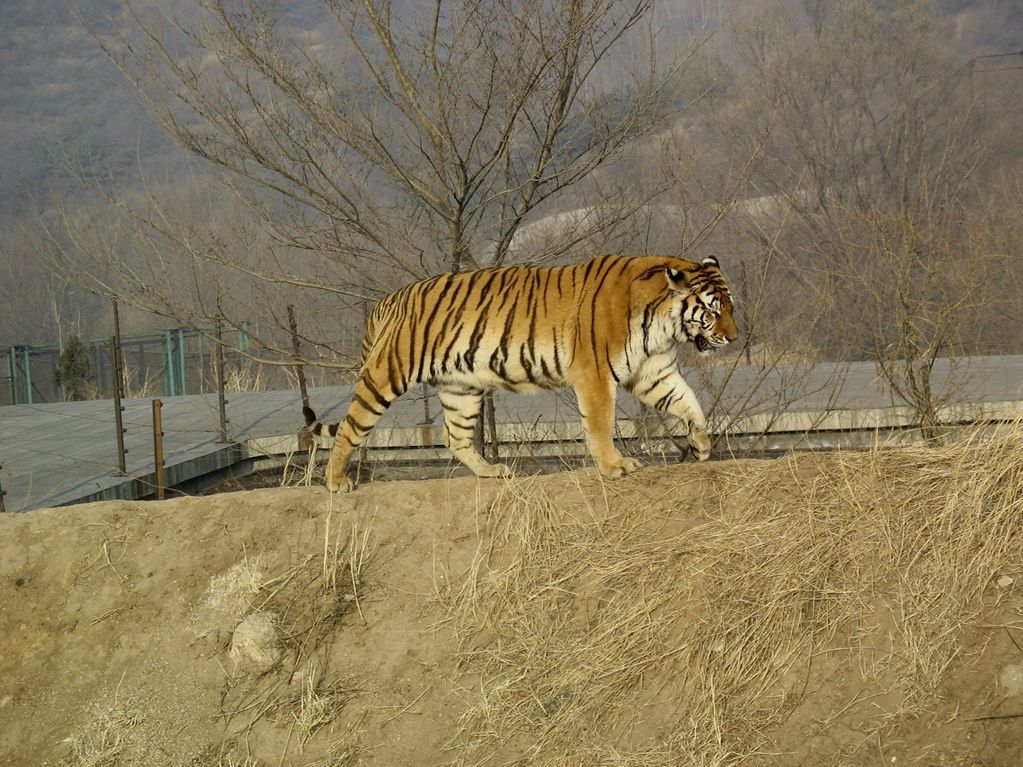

1,455,1021,766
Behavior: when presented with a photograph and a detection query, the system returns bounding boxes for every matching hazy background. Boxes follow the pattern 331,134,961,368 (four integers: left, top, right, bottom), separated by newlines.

1,0,1021,382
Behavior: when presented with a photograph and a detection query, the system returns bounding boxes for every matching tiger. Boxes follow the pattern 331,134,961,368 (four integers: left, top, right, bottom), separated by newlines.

304,254,738,492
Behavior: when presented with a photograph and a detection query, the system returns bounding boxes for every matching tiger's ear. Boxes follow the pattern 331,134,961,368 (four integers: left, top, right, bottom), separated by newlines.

702,255,720,268
665,267,691,293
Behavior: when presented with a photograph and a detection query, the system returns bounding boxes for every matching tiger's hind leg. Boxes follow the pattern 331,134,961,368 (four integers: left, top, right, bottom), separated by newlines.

322,367,404,492
436,385,512,479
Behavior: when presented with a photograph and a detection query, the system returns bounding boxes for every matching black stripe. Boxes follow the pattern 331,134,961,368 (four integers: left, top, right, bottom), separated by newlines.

552,325,562,375
638,362,676,395
587,257,621,372
519,343,537,383
654,391,680,411
581,257,602,283
605,349,620,383
351,391,383,416
494,287,520,367
415,274,456,379
344,414,372,434
429,275,471,372
591,255,622,300
386,344,406,396
362,381,390,411
464,275,505,368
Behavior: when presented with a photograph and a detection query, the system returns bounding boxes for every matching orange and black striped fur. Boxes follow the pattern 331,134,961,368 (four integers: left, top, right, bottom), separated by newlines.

305,254,738,492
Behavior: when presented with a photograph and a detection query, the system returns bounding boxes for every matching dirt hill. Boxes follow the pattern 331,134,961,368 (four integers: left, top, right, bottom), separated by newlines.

2,428,1023,767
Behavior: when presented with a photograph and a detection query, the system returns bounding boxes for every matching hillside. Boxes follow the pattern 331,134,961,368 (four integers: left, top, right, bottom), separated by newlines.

1,0,1020,217
2,426,1022,766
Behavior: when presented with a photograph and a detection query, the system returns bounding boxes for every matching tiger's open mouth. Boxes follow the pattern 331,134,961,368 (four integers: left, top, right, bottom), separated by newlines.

695,335,713,353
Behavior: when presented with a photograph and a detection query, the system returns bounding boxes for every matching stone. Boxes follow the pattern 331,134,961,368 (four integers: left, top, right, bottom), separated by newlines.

997,662,1023,697
229,611,281,674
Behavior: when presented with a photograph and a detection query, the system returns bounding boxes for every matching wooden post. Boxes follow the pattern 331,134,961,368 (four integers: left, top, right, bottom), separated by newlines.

485,392,499,462
740,261,752,366
215,321,229,443
287,304,309,410
164,331,176,397
152,399,165,500
110,336,127,474
111,301,128,473
22,347,33,404
473,405,484,457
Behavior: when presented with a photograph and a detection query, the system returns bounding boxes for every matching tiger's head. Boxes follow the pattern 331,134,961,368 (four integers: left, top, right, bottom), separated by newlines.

665,256,739,354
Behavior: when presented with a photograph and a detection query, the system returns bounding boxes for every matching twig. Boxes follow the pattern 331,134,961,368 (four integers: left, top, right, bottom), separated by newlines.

381,684,433,727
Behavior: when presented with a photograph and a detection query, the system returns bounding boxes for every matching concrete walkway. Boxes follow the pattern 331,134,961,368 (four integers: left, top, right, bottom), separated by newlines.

1,356,1021,512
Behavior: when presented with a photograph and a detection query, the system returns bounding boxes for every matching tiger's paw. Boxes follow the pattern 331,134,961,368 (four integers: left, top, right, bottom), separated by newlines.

600,456,644,479
325,464,356,493
476,462,513,479
688,429,712,461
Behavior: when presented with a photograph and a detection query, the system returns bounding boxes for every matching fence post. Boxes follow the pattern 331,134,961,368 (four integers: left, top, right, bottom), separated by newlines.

111,299,127,472
152,399,165,500
177,328,187,395
22,347,32,404
238,323,250,355
164,331,176,397
287,304,309,410
215,322,229,442
5,348,15,405
485,392,499,462
110,336,127,474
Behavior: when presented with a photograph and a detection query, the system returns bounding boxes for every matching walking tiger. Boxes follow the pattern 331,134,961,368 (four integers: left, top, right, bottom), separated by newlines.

304,254,738,492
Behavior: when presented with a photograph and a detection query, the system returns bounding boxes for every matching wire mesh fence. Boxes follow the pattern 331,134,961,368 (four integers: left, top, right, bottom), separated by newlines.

0,326,260,406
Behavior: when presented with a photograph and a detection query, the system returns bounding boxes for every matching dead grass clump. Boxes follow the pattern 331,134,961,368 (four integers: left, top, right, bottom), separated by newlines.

60,709,141,767
247,508,373,667
208,509,372,762
60,727,124,767
267,664,356,752
445,421,1023,765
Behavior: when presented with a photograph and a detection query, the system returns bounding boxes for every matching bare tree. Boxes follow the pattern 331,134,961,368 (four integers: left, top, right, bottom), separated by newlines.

833,203,997,440
62,0,702,362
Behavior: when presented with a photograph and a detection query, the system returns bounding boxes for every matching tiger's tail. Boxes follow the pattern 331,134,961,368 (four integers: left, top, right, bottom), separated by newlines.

303,405,338,438
304,299,386,443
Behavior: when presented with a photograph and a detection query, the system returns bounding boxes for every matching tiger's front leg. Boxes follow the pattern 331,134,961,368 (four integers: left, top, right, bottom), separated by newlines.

627,355,712,461
574,377,644,478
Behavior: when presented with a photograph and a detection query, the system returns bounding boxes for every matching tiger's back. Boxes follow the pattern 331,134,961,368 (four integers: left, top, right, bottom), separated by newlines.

310,254,737,492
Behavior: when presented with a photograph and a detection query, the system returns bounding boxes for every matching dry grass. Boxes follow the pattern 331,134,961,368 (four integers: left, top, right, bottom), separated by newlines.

200,508,372,763
120,366,162,398
266,663,355,752
60,709,141,767
444,421,1023,766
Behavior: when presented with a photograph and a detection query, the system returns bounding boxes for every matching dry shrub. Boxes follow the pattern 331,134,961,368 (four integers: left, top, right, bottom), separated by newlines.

446,421,1023,766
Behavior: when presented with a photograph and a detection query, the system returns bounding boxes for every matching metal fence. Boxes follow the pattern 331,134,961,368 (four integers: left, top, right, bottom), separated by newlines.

0,326,252,406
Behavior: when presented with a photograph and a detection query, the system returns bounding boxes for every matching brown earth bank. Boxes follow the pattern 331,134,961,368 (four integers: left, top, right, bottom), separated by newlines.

2,427,1022,767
